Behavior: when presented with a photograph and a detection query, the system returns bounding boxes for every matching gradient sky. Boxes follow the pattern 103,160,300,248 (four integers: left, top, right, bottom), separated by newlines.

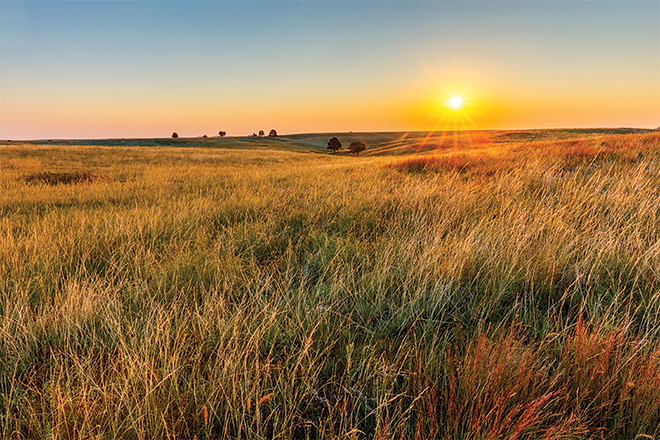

1,0,658,139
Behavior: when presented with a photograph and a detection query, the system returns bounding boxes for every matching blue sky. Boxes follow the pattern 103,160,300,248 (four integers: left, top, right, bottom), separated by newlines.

1,1,658,139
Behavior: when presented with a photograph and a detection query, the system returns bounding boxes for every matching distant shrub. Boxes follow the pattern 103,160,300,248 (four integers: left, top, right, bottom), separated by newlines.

218,131,226,137
348,141,367,155
269,129,278,137
327,137,342,153
259,130,265,137
202,134,208,138
172,132,179,138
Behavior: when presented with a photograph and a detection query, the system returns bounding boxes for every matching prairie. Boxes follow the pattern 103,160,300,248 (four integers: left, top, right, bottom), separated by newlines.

1,128,660,439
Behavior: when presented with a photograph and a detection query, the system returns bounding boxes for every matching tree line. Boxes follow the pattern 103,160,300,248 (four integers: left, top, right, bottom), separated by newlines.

169,131,367,155
171,130,276,138
327,137,367,155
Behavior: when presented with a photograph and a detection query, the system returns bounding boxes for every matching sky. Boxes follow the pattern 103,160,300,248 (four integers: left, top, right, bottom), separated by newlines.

1,0,658,139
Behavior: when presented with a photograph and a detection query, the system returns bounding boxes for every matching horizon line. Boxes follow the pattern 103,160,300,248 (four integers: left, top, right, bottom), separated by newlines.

3,126,659,142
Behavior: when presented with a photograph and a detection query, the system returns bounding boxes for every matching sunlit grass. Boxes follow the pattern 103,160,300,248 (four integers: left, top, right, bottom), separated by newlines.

1,131,660,438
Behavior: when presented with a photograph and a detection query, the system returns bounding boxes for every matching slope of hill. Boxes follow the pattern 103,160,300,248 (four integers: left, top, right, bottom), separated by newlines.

5,127,654,157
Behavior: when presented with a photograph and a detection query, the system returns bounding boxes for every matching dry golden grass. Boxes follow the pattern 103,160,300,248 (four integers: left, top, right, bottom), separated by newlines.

1,130,660,439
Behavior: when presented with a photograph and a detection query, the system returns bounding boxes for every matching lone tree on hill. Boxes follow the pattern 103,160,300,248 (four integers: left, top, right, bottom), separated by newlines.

218,131,226,137
171,132,179,138
348,141,367,155
327,137,342,153
268,129,278,137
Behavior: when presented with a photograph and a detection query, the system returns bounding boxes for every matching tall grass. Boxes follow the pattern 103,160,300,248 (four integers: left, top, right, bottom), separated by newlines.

1,132,660,438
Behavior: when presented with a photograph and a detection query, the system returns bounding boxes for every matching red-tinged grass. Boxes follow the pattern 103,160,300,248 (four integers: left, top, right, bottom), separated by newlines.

555,316,660,436
388,132,660,177
402,322,660,439
534,133,660,170
406,329,583,440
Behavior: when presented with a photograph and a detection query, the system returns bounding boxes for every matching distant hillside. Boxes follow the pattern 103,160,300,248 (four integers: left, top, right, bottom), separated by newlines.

285,128,658,156
3,136,322,154
4,128,656,157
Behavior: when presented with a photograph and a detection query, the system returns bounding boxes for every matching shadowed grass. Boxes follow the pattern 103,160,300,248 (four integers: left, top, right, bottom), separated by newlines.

24,172,113,185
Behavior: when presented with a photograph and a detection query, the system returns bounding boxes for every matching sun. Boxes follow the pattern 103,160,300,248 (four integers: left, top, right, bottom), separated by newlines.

449,96,463,109
414,86,480,131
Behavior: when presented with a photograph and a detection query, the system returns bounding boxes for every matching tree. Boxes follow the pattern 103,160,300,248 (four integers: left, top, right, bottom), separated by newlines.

259,130,265,137
218,131,226,137
348,141,367,155
268,129,278,137
172,132,179,138
327,137,342,153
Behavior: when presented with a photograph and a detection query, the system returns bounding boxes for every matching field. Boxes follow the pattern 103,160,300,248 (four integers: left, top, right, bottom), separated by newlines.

2,128,660,439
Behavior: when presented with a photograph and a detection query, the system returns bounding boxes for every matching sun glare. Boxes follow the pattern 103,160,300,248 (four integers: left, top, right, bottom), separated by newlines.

413,85,482,132
449,96,463,109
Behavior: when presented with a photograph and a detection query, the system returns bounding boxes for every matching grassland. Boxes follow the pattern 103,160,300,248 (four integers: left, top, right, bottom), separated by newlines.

1,128,660,439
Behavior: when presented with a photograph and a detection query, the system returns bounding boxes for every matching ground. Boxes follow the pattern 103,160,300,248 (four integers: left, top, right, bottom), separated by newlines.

1,128,660,439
